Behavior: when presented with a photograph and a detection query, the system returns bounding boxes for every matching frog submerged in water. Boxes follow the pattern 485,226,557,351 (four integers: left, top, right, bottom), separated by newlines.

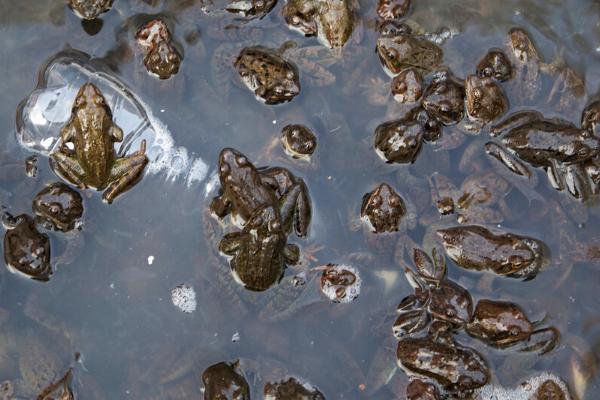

234,45,301,104
282,0,358,50
264,377,326,399
68,0,114,20
32,182,83,232
49,83,148,204
486,104,600,200
466,299,559,354
464,74,508,129
360,183,406,233
436,224,546,280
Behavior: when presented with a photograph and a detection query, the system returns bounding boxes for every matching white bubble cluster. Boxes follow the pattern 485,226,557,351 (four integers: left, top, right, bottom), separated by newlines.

320,264,361,304
170,284,197,314
475,373,572,400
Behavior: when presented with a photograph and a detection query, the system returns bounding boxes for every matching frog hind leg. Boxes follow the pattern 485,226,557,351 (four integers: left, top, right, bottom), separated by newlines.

279,180,312,237
49,151,87,189
103,141,148,204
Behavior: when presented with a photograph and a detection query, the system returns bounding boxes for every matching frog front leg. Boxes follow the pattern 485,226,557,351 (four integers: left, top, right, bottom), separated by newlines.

49,151,87,189
103,140,148,204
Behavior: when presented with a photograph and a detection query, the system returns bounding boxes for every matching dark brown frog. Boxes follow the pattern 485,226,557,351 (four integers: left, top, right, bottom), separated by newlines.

391,68,423,104
476,49,512,82
32,183,83,232
421,70,465,126
3,214,51,282
136,19,182,80
264,377,325,399
281,124,317,161
68,0,113,20
201,361,250,400
360,183,406,233
374,117,424,164
464,74,508,127
437,225,546,280
376,0,411,21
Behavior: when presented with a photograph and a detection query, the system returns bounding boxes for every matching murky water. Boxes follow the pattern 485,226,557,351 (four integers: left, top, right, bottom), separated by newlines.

1,0,600,398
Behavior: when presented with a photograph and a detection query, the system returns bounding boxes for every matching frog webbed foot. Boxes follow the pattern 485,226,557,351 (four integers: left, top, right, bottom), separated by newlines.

490,110,543,137
103,144,148,204
49,151,87,189
517,327,560,354
485,141,533,178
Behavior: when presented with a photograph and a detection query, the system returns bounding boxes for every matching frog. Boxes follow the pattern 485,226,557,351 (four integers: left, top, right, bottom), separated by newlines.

68,0,114,20
264,377,326,399
465,299,559,354
201,361,250,400
376,0,411,21
486,106,600,200
32,182,83,232
375,24,443,77
360,183,406,233
394,248,473,338
536,379,568,400
225,0,279,19
234,44,302,104
421,70,465,126
220,205,300,291
396,329,490,395
464,74,508,130
505,27,543,104
391,68,423,104
3,213,52,281
319,263,361,303
373,116,424,164
282,0,358,50
281,124,317,161
49,83,149,204
436,224,547,280
36,369,74,400
210,148,311,238
405,379,442,400
476,49,512,82
135,19,182,80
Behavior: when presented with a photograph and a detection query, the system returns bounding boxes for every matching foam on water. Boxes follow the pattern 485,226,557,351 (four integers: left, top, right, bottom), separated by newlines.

15,48,207,188
474,373,572,400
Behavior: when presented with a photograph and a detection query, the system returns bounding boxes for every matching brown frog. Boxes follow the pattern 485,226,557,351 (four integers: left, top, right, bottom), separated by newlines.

282,0,358,49
220,205,300,291
464,74,508,128
505,27,543,104
373,117,424,164
49,83,148,204
68,0,114,20
376,26,443,77
396,331,489,395
476,49,512,82
135,19,182,80
487,107,600,200
264,377,325,399
437,225,546,280
406,379,442,400
536,379,568,400
466,299,559,354
201,361,250,400
234,44,301,104
360,183,406,233
394,248,473,338
421,70,465,126
3,214,51,282
32,183,83,232
281,124,317,161
226,0,279,19
210,148,311,237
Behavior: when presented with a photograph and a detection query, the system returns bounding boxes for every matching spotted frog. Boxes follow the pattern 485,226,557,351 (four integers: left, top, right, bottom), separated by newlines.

68,0,114,20
201,361,250,400
360,183,406,233
466,299,559,354
282,0,358,49
437,224,546,280
464,74,508,128
32,182,83,232
281,124,317,161
234,44,301,105
3,214,51,281
135,19,182,80
49,83,148,204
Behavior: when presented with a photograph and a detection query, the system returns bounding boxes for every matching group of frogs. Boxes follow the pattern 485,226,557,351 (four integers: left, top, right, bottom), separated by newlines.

0,0,594,398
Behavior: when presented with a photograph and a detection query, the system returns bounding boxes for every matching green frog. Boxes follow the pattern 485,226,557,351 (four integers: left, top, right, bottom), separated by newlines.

68,0,114,20
49,83,148,204
282,0,358,49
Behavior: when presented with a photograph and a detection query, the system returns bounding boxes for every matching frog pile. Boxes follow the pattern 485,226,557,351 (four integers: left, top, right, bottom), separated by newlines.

1,0,597,398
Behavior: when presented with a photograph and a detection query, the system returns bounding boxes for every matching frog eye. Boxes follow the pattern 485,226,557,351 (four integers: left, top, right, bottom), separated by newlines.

235,155,248,165
386,49,398,60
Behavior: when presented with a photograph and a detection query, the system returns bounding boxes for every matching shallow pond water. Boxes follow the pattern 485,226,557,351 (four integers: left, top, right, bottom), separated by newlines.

1,0,600,398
